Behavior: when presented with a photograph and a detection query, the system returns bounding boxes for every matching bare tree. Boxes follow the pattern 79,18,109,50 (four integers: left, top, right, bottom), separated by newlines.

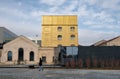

93,58,98,68
78,58,83,68
86,58,91,68
99,59,105,68
110,58,114,68
70,59,75,68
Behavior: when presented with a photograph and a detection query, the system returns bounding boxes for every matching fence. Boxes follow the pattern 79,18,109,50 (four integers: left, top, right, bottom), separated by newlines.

64,46,120,68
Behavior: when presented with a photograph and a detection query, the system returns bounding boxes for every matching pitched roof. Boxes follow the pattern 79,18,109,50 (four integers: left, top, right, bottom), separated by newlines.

97,36,120,46
92,40,106,46
4,35,38,47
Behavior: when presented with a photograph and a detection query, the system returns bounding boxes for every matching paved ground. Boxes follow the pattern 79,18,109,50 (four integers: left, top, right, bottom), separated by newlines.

0,68,120,79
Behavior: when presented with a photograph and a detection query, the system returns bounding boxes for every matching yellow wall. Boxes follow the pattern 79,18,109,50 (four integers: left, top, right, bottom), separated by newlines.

42,15,78,47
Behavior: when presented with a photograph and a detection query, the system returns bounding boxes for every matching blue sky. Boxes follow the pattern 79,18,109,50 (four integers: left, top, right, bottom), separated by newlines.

0,0,120,45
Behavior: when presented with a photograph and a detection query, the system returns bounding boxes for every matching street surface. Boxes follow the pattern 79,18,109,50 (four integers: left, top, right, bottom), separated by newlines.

0,68,120,79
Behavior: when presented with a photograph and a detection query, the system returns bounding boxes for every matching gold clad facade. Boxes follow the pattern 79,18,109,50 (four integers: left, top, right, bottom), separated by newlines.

42,15,78,47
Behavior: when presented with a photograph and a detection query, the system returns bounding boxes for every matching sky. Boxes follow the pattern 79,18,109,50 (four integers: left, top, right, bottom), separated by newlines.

0,0,120,46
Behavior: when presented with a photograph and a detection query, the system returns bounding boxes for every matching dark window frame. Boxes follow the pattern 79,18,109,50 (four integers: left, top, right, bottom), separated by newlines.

57,27,62,31
8,51,12,61
70,27,75,31
29,51,34,61
57,35,62,40
71,35,75,40
18,48,24,61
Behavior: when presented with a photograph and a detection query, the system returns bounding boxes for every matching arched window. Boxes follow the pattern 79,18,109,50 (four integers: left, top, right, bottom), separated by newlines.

30,51,34,61
57,27,62,31
70,27,75,31
18,48,24,61
71,35,75,40
8,51,12,61
57,35,62,40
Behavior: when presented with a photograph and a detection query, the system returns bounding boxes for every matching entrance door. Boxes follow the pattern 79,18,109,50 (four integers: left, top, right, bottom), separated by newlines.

18,48,24,62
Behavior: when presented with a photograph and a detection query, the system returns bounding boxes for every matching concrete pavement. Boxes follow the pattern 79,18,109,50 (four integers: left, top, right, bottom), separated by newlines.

0,68,120,79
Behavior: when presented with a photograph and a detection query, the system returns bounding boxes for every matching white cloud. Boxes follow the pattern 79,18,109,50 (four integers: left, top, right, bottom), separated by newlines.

18,2,22,6
118,21,120,24
63,0,78,12
100,0,120,10
83,20,120,30
80,0,120,11
31,7,78,17
79,8,117,29
90,25,120,29
49,6,58,12
84,0,97,5
32,0,79,16
78,29,119,45
78,5,89,16
0,16,41,37
83,21,95,25
94,12,115,23
0,7,29,20
39,0,66,6
0,0,120,45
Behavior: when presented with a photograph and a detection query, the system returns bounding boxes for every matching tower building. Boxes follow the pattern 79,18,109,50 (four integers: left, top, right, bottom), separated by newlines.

42,15,78,47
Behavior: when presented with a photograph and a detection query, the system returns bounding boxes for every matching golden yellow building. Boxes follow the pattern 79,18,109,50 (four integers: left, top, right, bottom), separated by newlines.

42,15,78,47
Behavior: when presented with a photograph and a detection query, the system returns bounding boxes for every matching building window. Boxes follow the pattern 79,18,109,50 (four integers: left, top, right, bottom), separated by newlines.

57,35,62,40
70,27,75,31
18,48,24,61
42,56,46,63
8,51,12,61
57,27,62,31
29,51,34,61
37,40,41,46
70,35,75,40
